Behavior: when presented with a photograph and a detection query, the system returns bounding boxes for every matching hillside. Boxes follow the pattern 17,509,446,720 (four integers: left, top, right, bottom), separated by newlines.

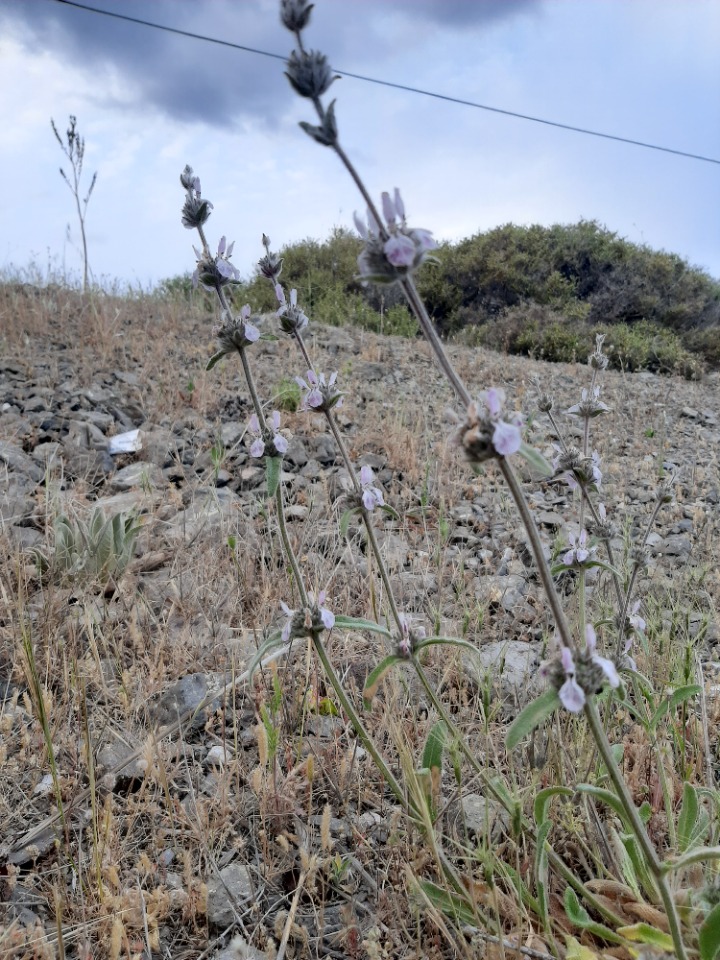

161,221,720,376
1,282,719,956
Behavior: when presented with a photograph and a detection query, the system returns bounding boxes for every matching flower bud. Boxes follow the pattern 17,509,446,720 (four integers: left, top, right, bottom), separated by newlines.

299,99,338,147
213,312,260,354
280,0,314,32
656,482,674,504
258,250,283,282
181,195,213,229
180,164,198,192
589,333,609,370
276,288,309,333
285,49,337,99
537,393,554,413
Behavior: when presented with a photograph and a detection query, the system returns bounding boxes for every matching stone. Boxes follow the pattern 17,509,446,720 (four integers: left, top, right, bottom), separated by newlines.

31,441,62,463
205,745,231,766
6,881,46,926
97,738,146,787
165,486,242,540
206,863,254,928
150,673,219,730
376,531,410,569
65,419,109,451
213,935,267,960
657,535,692,557
451,792,511,841
535,510,565,529
308,434,338,465
221,421,245,447
463,640,543,703
110,461,167,492
0,488,35,524
0,440,44,483
284,437,308,468
22,395,49,413
60,445,114,483
7,526,43,549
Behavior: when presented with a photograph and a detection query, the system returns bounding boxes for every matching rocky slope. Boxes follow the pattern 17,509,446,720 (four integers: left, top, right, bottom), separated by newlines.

1,287,719,956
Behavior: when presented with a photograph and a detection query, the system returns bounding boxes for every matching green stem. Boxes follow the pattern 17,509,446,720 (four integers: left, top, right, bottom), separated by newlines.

499,458,575,652
400,277,472,407
323,412,404,635
310,630,407,809
584,700,688,960
313,635,468,903
546,409,624,610
274,484,307,608
578,569,587,641
662,846,720,874
238,345,268,431
360,508,404,634
413,659,626,928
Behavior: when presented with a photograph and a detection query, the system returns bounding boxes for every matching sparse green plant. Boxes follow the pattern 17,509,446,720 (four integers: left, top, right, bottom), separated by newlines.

275,375,302,412
38,507,140,583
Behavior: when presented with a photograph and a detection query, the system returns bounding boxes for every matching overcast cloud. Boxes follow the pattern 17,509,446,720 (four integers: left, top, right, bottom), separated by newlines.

1,0,718,289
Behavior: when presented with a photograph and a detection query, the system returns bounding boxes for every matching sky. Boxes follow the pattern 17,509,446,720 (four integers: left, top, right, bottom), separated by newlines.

1,0,719,291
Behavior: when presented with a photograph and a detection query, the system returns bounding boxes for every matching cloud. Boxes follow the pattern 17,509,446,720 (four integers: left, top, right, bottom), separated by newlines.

375,0,533,26
0,0,287,127
0,0,535,128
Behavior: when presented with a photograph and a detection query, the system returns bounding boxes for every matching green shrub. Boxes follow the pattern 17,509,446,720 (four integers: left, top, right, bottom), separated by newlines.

598,321,698,375
157,222,720,371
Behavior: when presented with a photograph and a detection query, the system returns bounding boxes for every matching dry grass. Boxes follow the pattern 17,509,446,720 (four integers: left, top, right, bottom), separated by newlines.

1,283,719,958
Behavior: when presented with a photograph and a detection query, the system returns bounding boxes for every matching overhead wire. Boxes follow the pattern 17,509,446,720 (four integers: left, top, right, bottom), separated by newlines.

47,0,720,166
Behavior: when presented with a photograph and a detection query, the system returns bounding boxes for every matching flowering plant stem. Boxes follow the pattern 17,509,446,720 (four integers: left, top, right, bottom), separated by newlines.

308,625,467,899
192,216,475,900
273,258,631,930
498,459,574,651
546,408,625,609
399,278,472,406
411,657,627,928
291,69,691,948
584,700,688,960
322,402,404,633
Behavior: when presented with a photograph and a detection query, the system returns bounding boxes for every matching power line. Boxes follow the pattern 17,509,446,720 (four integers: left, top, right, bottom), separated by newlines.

49,0,720,166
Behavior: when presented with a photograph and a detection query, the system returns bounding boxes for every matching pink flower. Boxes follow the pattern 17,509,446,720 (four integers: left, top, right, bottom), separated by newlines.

295,369,342,412
492,420,522,456
275,285,308,333
354,189,437,282
483,387,505,418
397,613,426,657
281,591,335,642
629,600,646,634
247,411,288,458
409,228,436,251
381,191,397,225
238,304,260,343
383,235,416,267
353,211,368,240
585,624,620,689
563,529,592,566
360,465,384,511
481,388,523,456
559,648,586,712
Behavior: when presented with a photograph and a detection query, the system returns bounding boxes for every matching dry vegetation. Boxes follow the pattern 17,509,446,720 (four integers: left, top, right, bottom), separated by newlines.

1,283,720,958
